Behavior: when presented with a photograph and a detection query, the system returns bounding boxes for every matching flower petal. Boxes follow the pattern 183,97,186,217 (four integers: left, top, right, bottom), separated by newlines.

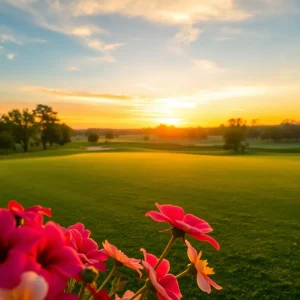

183,214,213,233
189,233,220,250
156,259,170,281
185,240,198,263
155,204,184,222
159,274,181,298
145,211,171,223
204,274,222,290
197,273,211,294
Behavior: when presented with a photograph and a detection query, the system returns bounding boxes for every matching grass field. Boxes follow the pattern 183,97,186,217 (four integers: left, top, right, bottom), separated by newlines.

0,149,300,299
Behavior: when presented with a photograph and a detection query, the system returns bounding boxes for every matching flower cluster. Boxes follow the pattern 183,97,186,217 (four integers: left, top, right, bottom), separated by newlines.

0,201,222,299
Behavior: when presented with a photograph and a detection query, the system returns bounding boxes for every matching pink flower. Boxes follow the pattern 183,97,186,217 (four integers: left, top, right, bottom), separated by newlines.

66,223,109,272
87,287,112,300
103,240,143,276
115,290,141,300
186,240,222,294
141,248,182,300
26,222,84,299
8,200,51,227
146,203,219,250
0,209,42,289
0,271,48,300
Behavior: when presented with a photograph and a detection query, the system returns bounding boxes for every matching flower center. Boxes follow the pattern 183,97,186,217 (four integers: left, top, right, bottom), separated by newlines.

172,227,185,238
0,247,8,263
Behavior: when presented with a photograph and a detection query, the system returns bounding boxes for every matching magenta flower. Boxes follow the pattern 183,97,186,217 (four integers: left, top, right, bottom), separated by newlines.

0,209,42,290
66,223,109,272
141,248,182,300
26,222,84,299
8,200,51,227
146,203,219,250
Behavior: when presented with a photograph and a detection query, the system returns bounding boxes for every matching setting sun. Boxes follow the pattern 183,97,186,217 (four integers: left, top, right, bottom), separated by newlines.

156,118,182,126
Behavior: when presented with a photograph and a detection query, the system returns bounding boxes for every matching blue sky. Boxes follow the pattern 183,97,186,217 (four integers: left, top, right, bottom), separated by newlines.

1,0,300,128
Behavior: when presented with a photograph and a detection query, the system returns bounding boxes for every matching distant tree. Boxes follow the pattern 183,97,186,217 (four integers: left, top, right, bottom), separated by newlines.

144,135,149,142
34,104,59,150
248,119,260,139
223,118,248,152
0,130,14,149
60,123,73,145
261,126,282,142
88,132,99,143
2,109,36,152
0,115,13,149
105,131,114,141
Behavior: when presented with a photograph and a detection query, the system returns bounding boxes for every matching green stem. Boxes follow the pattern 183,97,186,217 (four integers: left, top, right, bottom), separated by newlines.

78,283,86,300
154,235,176,269
96,266,117,292
175,269,190,279
128,285,147,300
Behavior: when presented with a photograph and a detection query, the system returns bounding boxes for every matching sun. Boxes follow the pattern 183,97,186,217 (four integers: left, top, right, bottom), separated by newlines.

156,117,182,126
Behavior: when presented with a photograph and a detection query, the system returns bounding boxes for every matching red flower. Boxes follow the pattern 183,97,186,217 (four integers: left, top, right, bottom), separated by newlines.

88,286,112,300
26,222,84,299
146,203,219,250
8,200,51,227
66,223,109,272
0,209,42,289
141,248,182,300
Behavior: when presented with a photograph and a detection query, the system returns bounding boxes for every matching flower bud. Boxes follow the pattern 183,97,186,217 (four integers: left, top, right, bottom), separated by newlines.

81,266,99,283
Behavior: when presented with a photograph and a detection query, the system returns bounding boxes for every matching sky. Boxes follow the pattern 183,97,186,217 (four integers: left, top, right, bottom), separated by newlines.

0,0,300,129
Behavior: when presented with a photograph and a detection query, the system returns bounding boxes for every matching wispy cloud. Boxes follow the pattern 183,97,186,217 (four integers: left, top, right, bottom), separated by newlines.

192,59,226,74
86,55,116,63
168,25,203,53
66,66,79,72
21,86,134,101
87,39,125,52
3,1,124,55
0,26,46,45
6,53,15,60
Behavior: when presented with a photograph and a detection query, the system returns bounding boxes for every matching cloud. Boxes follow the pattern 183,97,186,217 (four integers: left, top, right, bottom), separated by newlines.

66,66,79,72
87,39,125,52
7,53,15,60
0,26,46,45
3,1,124,53
192,59,226,73
168,25,203,53
71,0,252,24
21,86,134,101
86,55,116,63
71,25,107,37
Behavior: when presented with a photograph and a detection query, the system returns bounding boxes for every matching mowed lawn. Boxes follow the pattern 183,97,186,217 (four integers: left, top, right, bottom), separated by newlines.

0,152,299,299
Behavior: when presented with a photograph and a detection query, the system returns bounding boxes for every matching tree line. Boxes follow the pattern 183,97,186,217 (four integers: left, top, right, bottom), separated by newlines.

0,104,73,152
223,118,300,152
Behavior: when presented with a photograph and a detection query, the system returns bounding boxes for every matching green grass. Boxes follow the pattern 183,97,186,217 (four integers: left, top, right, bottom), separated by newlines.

0,151,300,299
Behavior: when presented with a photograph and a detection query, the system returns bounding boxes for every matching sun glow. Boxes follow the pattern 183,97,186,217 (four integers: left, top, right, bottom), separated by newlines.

156,117,182,126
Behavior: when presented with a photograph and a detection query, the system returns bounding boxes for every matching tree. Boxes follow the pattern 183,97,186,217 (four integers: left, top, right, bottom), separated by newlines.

144,135,150,142
33,104,59,150
223,118,247,152
248,119,260,139
105,131,114,141
60,123,73,145
2,109,36,152
88,132,99,143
